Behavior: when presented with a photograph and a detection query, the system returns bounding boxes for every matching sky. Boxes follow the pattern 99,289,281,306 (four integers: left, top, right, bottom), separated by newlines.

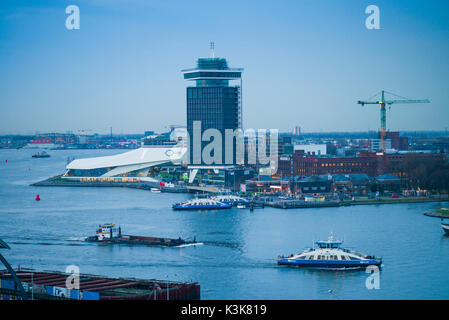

0,0,448,135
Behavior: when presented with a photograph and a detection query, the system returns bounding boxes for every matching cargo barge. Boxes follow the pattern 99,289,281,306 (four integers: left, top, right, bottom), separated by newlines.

85,224,197,247
0,267,200,300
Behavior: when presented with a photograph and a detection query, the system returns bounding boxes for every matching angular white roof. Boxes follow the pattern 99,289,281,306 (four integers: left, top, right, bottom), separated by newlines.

67,146,187,170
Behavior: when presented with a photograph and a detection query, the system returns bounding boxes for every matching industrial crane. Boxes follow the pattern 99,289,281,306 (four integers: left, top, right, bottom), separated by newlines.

357,90,430,152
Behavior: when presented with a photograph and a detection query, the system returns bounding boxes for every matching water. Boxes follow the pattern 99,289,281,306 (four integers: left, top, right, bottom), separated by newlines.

0,149,448,299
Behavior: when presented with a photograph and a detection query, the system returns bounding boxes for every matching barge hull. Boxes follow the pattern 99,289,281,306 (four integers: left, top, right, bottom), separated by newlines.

0,267,200,300
277,259,381,269
86,235,194,247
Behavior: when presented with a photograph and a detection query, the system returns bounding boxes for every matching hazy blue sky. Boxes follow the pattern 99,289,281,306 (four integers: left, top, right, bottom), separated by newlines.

0,0,448,134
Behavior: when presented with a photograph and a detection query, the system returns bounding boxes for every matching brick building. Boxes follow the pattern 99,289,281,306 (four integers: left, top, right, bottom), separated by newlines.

277,150,445,178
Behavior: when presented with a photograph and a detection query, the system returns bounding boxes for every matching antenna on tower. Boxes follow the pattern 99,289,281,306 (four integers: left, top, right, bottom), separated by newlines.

210,41,215,58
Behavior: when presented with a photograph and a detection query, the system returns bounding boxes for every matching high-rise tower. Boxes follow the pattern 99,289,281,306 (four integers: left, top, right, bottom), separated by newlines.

182,44,243,166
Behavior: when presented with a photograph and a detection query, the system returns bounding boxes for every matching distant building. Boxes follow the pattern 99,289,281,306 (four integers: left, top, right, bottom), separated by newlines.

371,132,408,151
294,144,327,156
296,175,332,194
275,136,293,156
293,126,301,136
370,139,391,152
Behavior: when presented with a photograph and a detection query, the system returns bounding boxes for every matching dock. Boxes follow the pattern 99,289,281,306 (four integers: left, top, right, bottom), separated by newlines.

0,268,200,300
31,176,188,193
424,208,449,219
259,199,340,209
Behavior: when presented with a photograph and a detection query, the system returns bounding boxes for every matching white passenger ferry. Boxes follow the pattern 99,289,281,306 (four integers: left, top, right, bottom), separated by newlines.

172,198,232,211
277,234,382,270
210,195,250,206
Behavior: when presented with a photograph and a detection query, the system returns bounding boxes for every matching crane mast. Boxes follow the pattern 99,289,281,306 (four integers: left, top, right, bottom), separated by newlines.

357,90,430,152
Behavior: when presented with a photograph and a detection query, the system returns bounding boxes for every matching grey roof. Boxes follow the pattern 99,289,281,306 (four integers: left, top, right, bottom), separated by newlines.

376,174,400,181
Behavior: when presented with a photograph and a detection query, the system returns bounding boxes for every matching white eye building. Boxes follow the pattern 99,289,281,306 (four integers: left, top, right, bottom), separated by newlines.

63,134,188,183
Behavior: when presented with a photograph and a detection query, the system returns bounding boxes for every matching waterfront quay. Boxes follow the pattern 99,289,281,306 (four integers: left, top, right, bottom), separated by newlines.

255,195,448,209
32,174,449,209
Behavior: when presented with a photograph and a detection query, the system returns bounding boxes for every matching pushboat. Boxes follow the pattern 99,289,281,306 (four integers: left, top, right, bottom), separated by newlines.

277,234,382,270
172,198,232,210
32,151,50,158
85,223,196,247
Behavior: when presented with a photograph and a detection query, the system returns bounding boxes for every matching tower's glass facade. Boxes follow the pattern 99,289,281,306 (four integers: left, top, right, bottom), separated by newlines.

183,57,243,166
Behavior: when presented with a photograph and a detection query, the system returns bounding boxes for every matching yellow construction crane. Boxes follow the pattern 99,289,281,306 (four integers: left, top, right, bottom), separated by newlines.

358,90,430,151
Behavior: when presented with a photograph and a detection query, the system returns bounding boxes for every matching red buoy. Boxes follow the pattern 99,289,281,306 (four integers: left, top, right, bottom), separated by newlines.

35,194,40,201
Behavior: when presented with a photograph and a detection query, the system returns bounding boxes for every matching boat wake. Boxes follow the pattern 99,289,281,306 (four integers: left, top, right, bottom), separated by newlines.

66,237,88,241
176,242,204,248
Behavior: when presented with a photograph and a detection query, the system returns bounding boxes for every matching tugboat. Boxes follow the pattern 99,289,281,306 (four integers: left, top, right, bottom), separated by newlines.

277,234,382,270
32,151,50,158
85,223,197,247
172,198,232,210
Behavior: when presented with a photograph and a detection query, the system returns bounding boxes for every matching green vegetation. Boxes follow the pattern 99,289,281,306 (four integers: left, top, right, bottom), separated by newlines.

435,208,449,216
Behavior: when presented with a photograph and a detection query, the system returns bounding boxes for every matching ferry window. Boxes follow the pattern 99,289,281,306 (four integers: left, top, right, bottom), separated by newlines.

309,255,314,260
340,256,346,260
317,255,321,260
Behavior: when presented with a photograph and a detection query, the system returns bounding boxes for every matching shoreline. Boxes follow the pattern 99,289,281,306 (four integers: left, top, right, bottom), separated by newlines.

32,176,449,207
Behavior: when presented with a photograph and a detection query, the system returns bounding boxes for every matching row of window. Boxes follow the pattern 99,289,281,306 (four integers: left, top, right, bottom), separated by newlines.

320,162,371,167
315,255,339,260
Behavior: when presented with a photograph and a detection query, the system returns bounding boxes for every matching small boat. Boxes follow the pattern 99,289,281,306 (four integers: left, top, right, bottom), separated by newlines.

277,234,382,270
442,222,449,235
172,198,232,210
150,188,161,193
210,195,250,206
237,204,246,209
32,151,50,158
424,209,449,235
85,223,197,247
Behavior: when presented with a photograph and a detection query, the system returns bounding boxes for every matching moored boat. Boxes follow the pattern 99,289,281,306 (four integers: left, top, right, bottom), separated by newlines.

210,195,250,206
172,198,232,210
85,223,196,247
277,234,382,270
442,222,449,235
423,209,449,235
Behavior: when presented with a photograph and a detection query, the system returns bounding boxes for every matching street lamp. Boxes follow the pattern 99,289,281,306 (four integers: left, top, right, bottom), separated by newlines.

0,238,27,300
166,275,169,300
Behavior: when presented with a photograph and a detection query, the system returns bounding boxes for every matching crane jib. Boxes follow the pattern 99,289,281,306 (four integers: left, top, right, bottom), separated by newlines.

357,90,430,152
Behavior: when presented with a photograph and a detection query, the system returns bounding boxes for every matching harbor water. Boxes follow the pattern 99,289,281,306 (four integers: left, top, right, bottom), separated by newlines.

0,149,448,299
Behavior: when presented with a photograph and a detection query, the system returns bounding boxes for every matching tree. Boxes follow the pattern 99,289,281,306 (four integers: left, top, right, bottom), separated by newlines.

399,157,449,192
